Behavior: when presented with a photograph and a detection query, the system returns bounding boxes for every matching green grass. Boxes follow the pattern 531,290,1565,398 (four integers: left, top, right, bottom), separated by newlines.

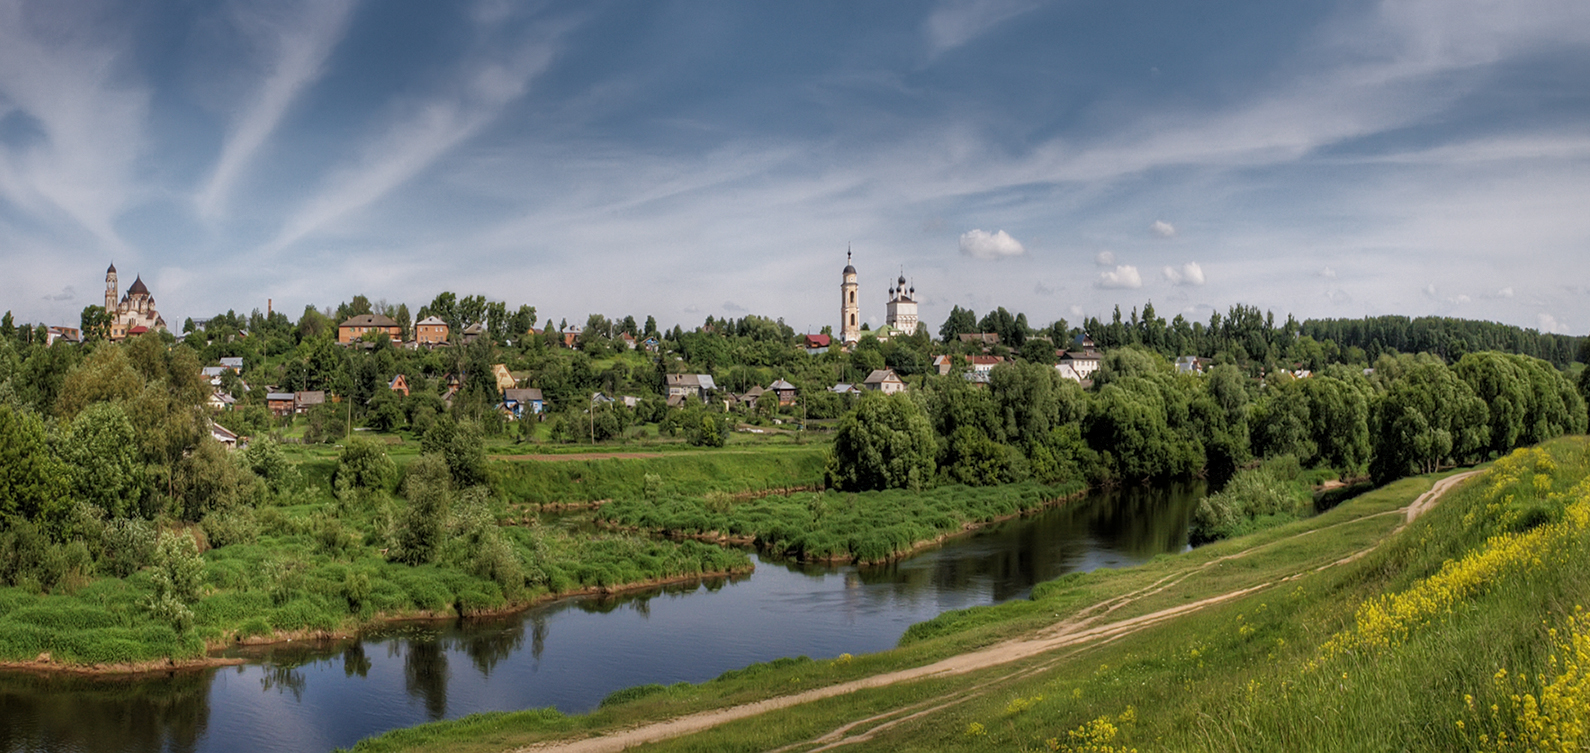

599,480,1086,563
341,437,1590,753
492,445,828,505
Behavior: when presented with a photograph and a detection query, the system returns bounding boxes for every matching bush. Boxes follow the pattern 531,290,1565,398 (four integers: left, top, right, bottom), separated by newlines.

391,455,451,565
335,436,396,495
201,507,259,549
100,518,158,577
144,531,204,632
1189,466,1308,544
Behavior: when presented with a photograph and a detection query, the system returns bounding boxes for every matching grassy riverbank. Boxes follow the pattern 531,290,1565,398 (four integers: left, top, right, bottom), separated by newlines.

284,443,829,508
341,437,1590,753
0,446,836,671
596,480,1086,563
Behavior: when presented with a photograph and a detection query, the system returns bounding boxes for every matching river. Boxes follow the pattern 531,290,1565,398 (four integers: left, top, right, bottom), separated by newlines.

0,482,1203,753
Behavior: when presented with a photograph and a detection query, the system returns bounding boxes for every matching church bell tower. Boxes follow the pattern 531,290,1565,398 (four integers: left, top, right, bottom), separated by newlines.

105,263,118,311
840,249,860,343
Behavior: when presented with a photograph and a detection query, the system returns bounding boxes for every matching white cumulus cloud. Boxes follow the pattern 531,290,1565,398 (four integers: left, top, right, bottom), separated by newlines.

1498,287,1514,298
1094,250,1116,266
1097,265,1142,289
1150,220,1176,237
959,228,1026,260
1539,312,1569,334
1162,262,1205,286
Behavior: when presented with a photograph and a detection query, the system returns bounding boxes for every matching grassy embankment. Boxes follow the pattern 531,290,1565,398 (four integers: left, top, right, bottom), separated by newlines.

597,480,1087,563
0,447,827,670
342,436,1590,753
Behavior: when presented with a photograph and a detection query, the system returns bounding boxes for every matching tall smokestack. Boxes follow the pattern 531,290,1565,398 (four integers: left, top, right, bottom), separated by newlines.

268,298,272,316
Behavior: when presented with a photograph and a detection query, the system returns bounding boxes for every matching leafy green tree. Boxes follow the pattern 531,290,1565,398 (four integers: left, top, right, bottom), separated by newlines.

241,438,298,495
826,393,936,491
392,454,451,565
336,436,396,494
79,305,113,342
0,404,73,534
939,305,978,343
60,402,144,518
172,440,262,522
55,344,143,418
1370,363,1488,482
422,416,488,487
1299,375,1371,474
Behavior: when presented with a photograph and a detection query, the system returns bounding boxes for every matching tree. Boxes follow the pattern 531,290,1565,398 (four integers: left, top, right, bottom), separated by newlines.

56,344,143,419
826,393,936,491
392,454,451,565
79,305,113,342
0,404,73,535
336,436,396,495
61,402,144,518
1370,362,1488,482
939,306,978,343
422,416,488,487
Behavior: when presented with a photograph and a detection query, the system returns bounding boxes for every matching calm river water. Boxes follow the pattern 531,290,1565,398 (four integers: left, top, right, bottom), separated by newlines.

0,482,1203,753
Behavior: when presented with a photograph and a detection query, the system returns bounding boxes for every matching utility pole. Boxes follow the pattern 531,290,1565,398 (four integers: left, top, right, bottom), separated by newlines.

590,393,596,445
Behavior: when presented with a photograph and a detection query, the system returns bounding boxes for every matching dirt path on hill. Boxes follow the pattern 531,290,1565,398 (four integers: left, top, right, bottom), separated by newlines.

515,471,1481,753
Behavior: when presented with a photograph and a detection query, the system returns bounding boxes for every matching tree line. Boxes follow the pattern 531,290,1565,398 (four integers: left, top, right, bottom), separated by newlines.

827,348,1588,493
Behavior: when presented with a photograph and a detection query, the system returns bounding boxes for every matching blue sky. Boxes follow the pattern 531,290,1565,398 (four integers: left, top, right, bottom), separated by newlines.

2,0,1588,336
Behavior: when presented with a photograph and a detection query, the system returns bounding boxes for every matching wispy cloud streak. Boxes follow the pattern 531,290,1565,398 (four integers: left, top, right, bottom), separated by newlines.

195,0,358,219
0,1,147,252
265,8,568,252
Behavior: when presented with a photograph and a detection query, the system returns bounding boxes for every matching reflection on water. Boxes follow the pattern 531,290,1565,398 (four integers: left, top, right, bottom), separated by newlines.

0,482,1201,753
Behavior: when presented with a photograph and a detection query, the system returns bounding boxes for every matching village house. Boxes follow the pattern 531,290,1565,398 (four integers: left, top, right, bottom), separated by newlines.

209,420,239,451
220,357,244,373
502,388,545,418
389,374,410,396
46,326,82,346
803,333,832,354
862,368,906,394
294,390,326,414
267,392,296,417
1057,334,1102,383
492,364,517,393
337,314,401,344
958,332,1000,350
666,373,717,405
461,322,486,344
414,316,449,345
1175,355,1205,374
769,379,798,406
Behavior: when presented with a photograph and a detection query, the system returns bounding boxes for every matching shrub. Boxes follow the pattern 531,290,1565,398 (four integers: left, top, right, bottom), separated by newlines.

335,436,396,495
100,518,158,577
201,507,259,549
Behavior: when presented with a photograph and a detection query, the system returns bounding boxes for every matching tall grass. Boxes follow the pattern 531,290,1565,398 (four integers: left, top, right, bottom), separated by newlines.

599,480,1085,563
493,448,827,505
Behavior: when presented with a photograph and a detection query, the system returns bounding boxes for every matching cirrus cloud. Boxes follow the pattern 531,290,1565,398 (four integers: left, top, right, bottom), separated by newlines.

958,228,1026,260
